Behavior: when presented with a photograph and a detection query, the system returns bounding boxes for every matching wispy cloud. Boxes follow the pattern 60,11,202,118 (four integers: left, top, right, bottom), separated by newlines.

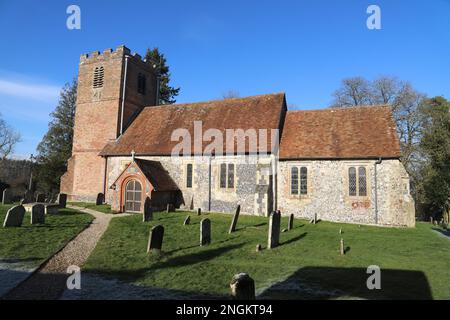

0,78,60,102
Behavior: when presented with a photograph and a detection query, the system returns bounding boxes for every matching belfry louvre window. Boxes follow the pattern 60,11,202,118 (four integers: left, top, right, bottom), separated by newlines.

348,166,367,197
186,163,193,188
93,66,104,88
138,73,146,94
219,163,235,189
290,166,308,196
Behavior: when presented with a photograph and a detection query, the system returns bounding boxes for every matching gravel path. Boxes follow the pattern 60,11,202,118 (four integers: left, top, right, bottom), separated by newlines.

3,206,128,300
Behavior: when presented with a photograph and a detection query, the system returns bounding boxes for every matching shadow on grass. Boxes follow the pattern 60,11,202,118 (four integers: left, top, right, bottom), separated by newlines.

0,257,41,264
259,266,432,300
282,232,307,246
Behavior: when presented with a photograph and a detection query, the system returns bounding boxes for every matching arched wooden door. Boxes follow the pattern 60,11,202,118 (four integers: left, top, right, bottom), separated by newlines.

124,179,142,213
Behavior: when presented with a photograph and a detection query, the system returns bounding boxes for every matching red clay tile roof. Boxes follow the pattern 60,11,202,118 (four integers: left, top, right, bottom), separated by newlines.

100,93,286,156
279,106,401,159
134,159,179,191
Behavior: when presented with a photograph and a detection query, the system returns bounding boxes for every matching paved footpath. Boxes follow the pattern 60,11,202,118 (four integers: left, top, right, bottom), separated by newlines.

3,206,129,300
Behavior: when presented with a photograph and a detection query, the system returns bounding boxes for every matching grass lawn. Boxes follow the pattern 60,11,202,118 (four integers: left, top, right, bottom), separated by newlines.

0,204,94,264
68,202,112,214
84,211,450,300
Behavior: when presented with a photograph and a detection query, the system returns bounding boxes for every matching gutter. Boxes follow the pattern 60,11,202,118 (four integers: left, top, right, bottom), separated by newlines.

374,157,382,224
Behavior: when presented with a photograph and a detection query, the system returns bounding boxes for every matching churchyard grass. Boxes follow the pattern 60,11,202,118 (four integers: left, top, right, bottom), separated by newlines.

68,202,112,214
0,204,93,263
84,211,450,299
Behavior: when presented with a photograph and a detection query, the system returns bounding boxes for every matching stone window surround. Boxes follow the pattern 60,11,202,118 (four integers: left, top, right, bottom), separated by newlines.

287,163,312,200
184,162,194,189
216,162,237,193
344,162,372,202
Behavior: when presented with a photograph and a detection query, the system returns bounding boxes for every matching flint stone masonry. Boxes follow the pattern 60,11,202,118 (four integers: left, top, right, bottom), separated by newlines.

147,225,164,253
31,204,45,224
3,205,25,227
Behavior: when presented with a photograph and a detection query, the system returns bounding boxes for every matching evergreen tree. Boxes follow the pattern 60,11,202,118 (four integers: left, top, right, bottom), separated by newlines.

144,48,180,105
35,79,77,193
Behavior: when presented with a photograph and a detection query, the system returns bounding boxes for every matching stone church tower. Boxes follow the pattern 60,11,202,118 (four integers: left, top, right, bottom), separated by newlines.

61,45,157,201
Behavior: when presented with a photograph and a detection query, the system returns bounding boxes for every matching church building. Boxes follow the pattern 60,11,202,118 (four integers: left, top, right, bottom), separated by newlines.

61,45,415,227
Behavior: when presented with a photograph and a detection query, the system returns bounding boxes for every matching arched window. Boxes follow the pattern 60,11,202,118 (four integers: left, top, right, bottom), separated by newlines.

138,73,146,94
349,167,357,196
125,180,142,212
93,66,104,88
300,167,308,195
290,167,299,195
358,167,367,196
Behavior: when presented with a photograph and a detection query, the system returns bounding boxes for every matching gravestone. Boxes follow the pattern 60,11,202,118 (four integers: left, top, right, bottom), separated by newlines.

2,189,11,205
31,204,45,224
23,190,34,204
147,225,164,254
228,205,241,234
197,208,201,216
288,214,294,231
267,211,281,249
3,205,25,227
143,197,153,222
57,193,67,208
230,273,255,300
200,218,211,246
45,204,59,215
340,238,345,255
96,193,104,205
36,193,45,203
339,228,342,234
183,215,191,225
255,244,262,252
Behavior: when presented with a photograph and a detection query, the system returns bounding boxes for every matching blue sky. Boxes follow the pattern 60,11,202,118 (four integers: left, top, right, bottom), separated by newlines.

0,0,449,158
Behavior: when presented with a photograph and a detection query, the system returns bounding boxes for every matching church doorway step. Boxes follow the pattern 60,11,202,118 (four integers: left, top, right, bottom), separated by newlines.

124,179,142,213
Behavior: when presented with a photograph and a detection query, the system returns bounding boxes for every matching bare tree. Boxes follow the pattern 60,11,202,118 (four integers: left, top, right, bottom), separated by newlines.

0,114,21,161
331,77,373,107
372,76,402,104
222,90,240,99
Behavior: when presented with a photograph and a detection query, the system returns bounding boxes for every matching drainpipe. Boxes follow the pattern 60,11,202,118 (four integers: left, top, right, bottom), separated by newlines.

119,55,130,136
208,156,212,212
374,157,382,224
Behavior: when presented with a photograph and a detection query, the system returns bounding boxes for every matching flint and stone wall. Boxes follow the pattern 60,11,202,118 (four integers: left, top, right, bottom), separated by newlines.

277,159,415,227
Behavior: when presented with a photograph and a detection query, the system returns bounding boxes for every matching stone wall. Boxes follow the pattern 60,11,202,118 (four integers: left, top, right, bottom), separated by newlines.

277,159,415,227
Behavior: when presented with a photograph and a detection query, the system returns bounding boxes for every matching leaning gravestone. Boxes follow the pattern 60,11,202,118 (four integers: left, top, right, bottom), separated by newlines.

183,215,191,225
268,211,281,249
200,218,211,246
57,193,67,208
230,273,255,300
36,193,45,203
2,189,12,205
288,214,294,231
143,197,153,222
147,225,164,254
31,204,45,224
3,205,25,227
96,193,104,205
228,205,241,234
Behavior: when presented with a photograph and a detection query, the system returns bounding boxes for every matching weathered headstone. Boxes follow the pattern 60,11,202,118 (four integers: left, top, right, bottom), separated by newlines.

3,205,25,227
228,205,241,234
166,203,175,213
288,214,294,231
340,238,345,255
255,244,262,252
268,211,281,249
57,193,67,208
31,204,45,224
23,190,34,204
36,193,45,203
45,204,59,215
339,228,342,234
282,228,287,233
143,197,153,222
96,193,104,205
147,225,164,254
230,273,255,300
430,217,433,224
200,218,211,246
197,208,201,216
313,213,317,224
2,189,11,205
183,215,191,225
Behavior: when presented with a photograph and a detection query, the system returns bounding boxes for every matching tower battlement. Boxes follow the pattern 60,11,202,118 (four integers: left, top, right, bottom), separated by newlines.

79,45,153,68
